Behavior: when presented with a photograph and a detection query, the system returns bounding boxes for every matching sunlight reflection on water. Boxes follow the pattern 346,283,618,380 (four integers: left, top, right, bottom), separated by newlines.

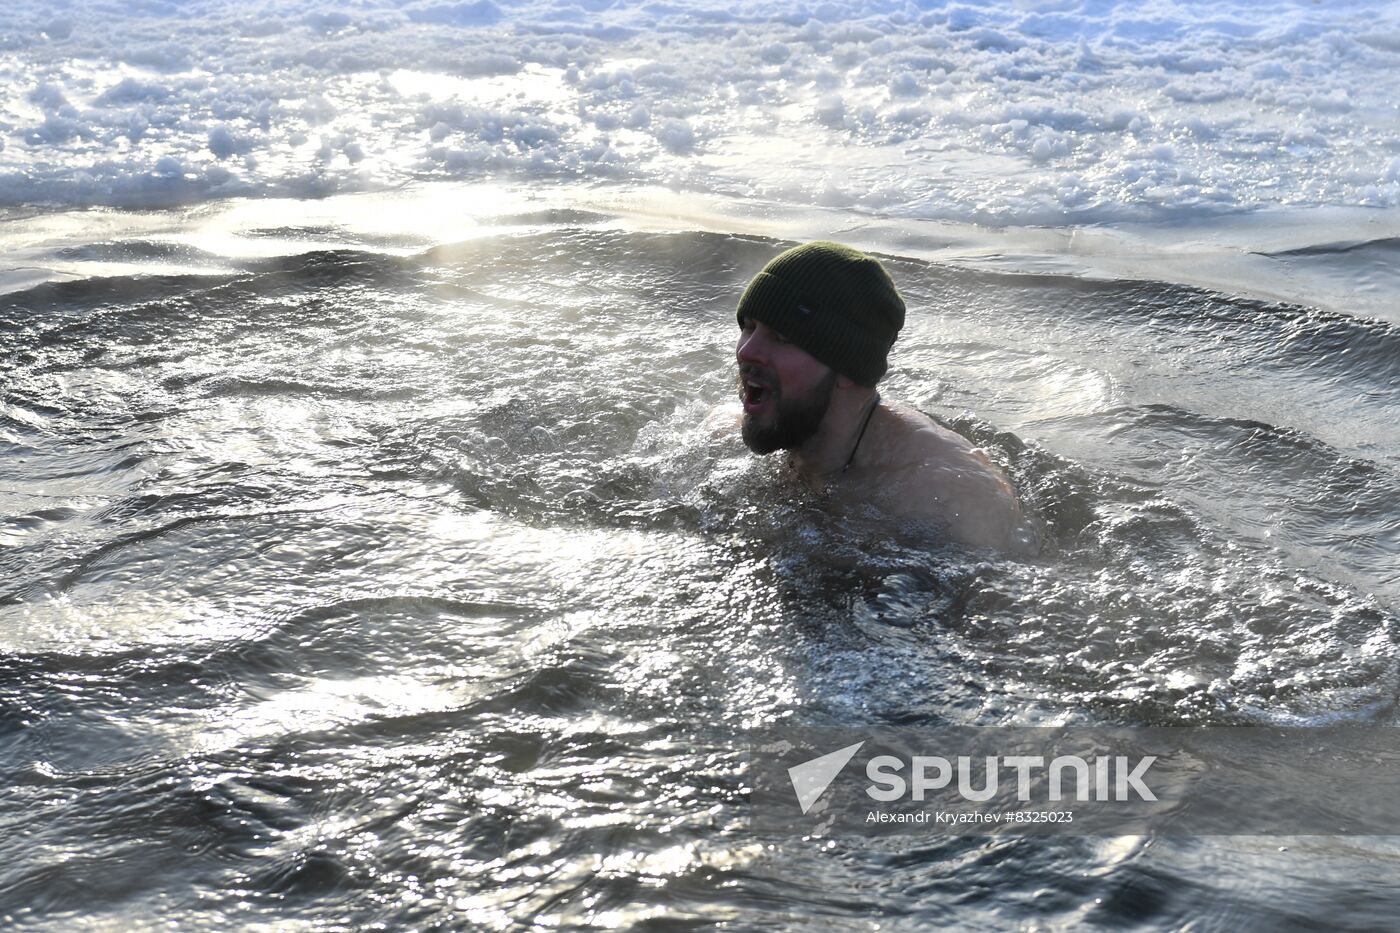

1,222,1399,929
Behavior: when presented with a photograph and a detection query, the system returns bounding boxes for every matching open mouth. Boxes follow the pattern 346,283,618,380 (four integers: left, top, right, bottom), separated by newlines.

740,373,772,413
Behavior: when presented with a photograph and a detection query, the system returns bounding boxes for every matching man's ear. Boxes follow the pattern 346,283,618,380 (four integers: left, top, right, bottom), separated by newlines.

835,373,860,390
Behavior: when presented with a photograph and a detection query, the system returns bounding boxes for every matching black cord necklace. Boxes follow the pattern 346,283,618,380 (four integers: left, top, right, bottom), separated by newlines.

842,391,880,473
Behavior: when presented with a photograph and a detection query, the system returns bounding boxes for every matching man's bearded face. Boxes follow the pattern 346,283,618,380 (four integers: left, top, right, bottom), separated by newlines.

736,319,839,455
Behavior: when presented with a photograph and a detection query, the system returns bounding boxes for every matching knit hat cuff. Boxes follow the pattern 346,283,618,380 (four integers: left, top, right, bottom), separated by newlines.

736,271,893,387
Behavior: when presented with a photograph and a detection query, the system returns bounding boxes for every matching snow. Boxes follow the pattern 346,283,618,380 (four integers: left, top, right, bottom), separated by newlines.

0,0,1397,226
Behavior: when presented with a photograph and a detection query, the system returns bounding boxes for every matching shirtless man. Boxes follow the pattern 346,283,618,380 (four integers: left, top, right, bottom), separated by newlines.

714,240,1033,554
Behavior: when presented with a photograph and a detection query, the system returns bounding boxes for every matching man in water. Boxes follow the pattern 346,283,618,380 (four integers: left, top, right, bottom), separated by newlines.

713,240,1032,554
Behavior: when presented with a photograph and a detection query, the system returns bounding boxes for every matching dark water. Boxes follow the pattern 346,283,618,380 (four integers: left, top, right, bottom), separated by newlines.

2,226,1399,929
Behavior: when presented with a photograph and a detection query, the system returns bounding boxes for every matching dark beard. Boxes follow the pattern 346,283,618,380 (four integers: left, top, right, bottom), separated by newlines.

740,368,837,455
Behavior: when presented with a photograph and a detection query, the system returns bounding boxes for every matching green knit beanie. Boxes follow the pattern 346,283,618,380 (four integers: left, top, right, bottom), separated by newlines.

735,241,905,387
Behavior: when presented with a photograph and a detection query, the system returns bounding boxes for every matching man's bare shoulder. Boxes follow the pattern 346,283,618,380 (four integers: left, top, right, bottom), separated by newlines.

873,404,1000,475
871,403,1030,553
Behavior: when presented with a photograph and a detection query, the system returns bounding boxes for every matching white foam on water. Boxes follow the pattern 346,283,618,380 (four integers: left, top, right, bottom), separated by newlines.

1,0,1398,230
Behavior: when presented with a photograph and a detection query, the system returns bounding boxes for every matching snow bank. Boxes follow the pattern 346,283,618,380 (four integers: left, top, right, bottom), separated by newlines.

0,0,1397,224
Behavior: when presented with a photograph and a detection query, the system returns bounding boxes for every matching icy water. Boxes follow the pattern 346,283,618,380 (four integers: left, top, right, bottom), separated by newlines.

3,212,1400,929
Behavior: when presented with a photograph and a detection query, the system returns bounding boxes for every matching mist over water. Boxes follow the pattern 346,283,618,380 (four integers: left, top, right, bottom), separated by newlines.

2,222,1398,928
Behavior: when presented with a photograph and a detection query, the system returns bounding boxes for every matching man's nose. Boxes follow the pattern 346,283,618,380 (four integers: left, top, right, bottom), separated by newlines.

736,328,765,365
